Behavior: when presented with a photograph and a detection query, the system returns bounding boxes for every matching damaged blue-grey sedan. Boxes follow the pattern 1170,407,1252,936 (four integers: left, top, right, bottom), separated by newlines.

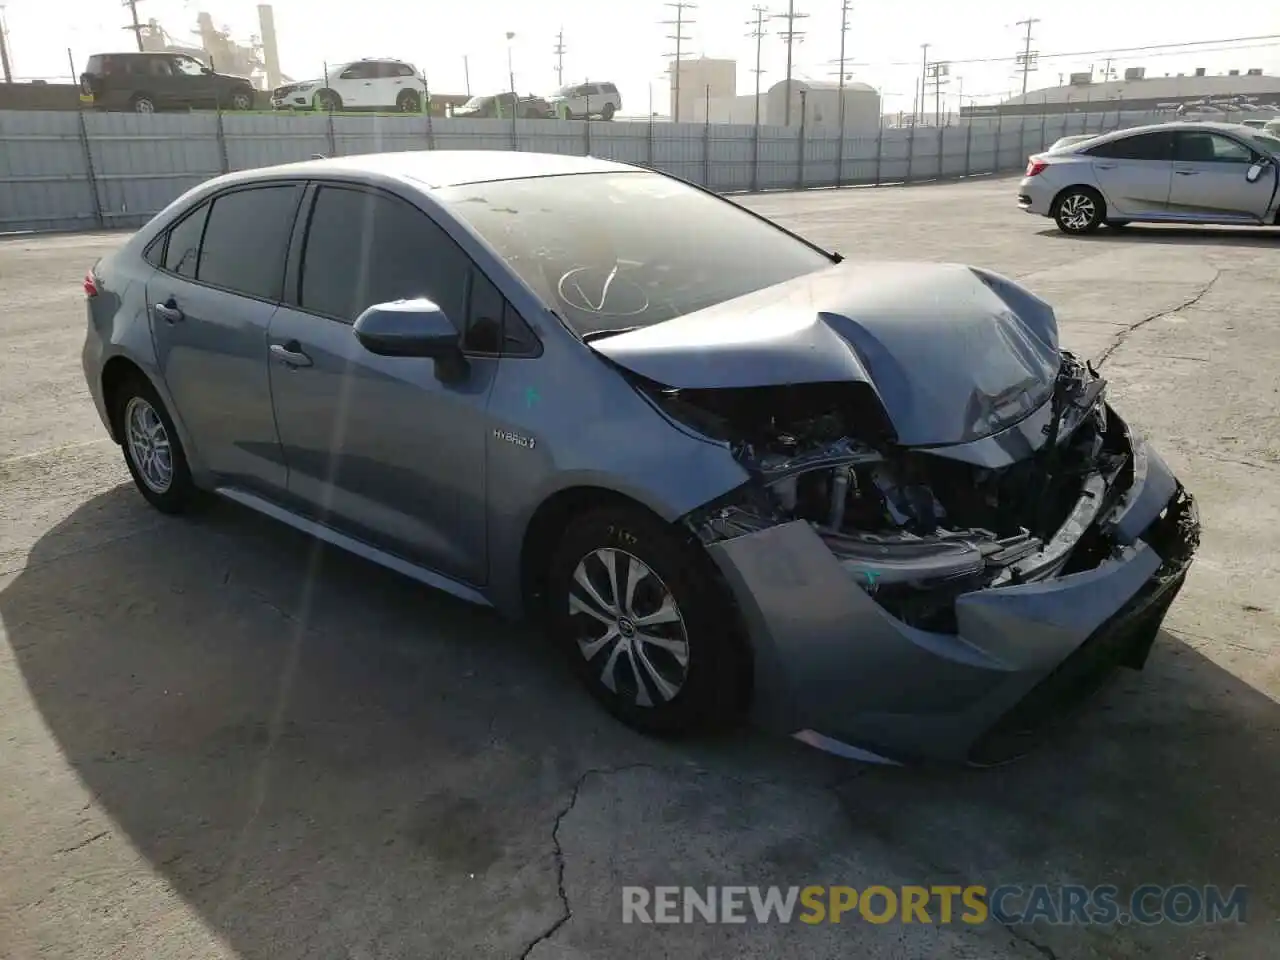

81,151,1200,765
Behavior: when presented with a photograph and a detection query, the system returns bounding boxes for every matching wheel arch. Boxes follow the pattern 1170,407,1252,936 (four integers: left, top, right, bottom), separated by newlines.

519,485,668,621
100,354,151,443
1051,182,1106,217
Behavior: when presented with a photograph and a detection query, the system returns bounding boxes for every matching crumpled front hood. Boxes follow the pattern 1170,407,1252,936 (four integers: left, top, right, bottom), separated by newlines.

590,261,1061,447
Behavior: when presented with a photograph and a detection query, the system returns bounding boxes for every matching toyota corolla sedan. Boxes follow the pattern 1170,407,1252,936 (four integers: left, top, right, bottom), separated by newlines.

1019,121,1280,234
82,151,1199,765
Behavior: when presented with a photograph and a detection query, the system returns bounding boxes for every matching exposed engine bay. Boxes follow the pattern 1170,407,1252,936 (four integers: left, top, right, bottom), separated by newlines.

662,352,1134,632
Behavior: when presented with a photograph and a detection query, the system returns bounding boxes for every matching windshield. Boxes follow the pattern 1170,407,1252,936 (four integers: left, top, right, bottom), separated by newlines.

1251,133,1280,154
437,171,832,338
553,84,576,98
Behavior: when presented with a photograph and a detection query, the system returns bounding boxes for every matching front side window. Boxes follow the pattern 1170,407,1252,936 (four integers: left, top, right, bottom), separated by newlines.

436,171,832,338
197,185,302,300
164,202,209,278
149,58,173,78
339,62,374,81
171,56,205,77
297,186,469,325
1175,132,1252,163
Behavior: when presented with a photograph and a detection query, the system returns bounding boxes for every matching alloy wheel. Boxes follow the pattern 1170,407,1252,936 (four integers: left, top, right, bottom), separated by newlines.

134,98,155,114
1059,193,1096,231
568,547,690,707
125,396,173,494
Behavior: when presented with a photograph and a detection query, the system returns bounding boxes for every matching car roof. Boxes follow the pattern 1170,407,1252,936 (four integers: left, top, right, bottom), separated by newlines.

219,150,635,191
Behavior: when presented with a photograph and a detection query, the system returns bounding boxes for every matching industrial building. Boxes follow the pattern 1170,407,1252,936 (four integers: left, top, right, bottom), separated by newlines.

137,5,285,91
668,57,736,122
967,66,1280,117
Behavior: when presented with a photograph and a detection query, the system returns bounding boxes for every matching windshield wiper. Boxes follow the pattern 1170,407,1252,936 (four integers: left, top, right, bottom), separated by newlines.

581,326,640,343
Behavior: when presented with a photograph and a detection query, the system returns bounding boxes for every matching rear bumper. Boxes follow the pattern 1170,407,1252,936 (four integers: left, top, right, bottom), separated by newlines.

707,433,1199,765
1018,176,1054,216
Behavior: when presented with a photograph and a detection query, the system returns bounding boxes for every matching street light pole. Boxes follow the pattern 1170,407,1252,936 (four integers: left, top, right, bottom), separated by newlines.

919,42,929,125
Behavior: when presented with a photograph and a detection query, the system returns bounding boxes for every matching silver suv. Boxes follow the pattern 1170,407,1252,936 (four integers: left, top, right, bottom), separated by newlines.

547,81,620,120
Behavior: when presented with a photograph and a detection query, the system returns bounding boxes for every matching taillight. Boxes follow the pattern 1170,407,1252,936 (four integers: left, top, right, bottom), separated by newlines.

1026,158,1048,177
83,271,98,297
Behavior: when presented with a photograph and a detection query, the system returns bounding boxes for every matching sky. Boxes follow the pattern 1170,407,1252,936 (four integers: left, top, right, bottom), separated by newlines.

3,0,1279,116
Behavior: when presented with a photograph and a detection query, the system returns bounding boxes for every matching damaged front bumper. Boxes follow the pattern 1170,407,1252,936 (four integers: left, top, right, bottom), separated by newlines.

704,427,1200,766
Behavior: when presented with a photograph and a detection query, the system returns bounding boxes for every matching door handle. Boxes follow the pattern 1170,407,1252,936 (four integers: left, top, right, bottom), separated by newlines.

1094,163,1117,169
153,300,183,324
1175,170,1199,176
270,341,313,368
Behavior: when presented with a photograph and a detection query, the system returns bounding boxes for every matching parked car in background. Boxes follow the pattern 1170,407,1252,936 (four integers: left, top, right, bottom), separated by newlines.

1019,121,1280,234
80,52,256,113
548,81,621,120
452,93,553,119
1046,134,1098,152
1265,118,1280,136
271,59,426,113
80,150,1198,765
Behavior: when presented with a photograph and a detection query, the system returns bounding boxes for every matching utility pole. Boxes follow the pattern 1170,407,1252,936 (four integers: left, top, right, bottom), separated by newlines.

918,42,928,124
1101,57,1113,82
553,28,566,88
463,54,471,96
1015,16,1040,96
123,0,145,53
772,0,808,127
746,5,767,130
924,59,949,126
661,2,696,122
0,5,12,83
835,0,851,106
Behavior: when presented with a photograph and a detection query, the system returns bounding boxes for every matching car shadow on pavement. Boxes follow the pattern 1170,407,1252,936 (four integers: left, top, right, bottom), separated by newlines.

2,485,1277,959
1038,224,1280,247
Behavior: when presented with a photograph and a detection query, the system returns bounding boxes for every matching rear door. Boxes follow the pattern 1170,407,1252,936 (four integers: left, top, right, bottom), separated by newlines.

1086,130,1174,216
265,183,498,584
146,182,303,494
1169,129,1276,221
335,61,375,107
376,61,417,108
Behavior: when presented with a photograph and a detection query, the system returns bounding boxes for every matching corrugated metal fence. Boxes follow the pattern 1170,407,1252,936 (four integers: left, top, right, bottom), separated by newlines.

1,107,1168,234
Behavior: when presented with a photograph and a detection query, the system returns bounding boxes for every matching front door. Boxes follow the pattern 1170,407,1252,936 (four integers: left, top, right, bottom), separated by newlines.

1087,130,1174,217
147,183,304,493
334,61,375,107
266,183,496,585
1169,130,1277,221
167,54,220,108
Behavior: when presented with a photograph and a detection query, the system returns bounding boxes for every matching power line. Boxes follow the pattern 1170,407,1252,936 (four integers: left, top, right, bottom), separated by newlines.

1016,16,1040,96
825,33,1280,69
661,1,696,122
773,0,809,126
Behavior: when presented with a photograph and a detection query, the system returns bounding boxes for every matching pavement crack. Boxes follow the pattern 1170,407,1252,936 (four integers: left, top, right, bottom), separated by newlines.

1094,269,1221,367
999,922,1059,960
54,830,110,855
516,763,661,960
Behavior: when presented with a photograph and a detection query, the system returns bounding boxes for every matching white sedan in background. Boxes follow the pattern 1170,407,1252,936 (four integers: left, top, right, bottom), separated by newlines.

271,58,426,113
1019,121,1280,234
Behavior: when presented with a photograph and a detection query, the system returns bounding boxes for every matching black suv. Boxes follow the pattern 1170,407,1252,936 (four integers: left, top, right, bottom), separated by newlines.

81,52,257,113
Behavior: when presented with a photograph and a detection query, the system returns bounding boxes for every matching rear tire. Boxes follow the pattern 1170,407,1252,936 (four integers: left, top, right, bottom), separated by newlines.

547,506,748,737
396,89,422,113
1053,187,1105,234
229,88,254,110
601,102,616,121
130,93,156,114
112,375,200,515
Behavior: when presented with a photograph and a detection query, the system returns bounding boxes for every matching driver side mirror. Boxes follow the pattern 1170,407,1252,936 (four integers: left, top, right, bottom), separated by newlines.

1246,158,1270,183
354,299,469,380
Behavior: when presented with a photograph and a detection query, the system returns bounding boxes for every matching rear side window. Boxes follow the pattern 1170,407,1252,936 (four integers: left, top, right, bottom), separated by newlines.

389,63,416,78
297,186,469,324
1086,132,1171,161
197,185,301,300
164,202,208,277
600,83,618,94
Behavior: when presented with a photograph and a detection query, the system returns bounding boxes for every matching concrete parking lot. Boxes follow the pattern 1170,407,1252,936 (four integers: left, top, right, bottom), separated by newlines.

1,176,1277,960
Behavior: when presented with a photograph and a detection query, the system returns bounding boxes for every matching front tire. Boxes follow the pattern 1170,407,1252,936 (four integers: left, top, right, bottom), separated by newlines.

229,88,254,110
601,102,616,121
112,376,200,514
547,506,748,737
1053,187,1105,234
313,89,342,112
130,93,156,114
